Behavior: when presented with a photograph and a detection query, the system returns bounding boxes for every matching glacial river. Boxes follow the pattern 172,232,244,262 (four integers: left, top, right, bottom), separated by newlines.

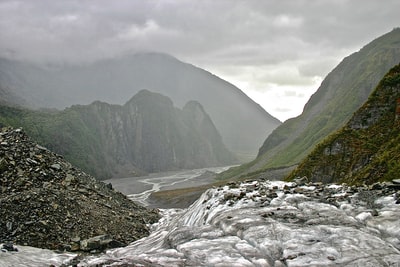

105,166,233,206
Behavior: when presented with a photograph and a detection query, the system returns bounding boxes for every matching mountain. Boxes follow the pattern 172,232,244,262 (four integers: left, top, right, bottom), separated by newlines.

0,53,281,159
0,90,237,179
286,63,400,184
220,28,400,180
0,84,27,107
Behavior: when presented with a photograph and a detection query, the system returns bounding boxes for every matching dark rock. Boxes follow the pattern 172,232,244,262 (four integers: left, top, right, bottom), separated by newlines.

106,183,113,190
327,255,336,261
371,183,383,190
393,179,400,184
0,127,160,252
2,241,18,252
224,193,238,201
388,183,400,189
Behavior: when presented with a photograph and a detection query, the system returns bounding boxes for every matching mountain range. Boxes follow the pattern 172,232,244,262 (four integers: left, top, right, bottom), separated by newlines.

0,90,237,179
0,53,281,159
220,28,400,180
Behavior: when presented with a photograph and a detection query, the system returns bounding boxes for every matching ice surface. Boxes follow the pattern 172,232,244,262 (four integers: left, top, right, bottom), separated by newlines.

2,180,400,266
0,245,76,266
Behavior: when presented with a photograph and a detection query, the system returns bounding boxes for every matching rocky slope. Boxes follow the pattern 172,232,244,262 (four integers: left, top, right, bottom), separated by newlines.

0,53,281,158
287,63,400,184
0,127,160,252
221,28,400,180
0,90,237,179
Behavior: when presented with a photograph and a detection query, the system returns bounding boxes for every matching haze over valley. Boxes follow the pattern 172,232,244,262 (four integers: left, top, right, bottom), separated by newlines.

1,1,400,266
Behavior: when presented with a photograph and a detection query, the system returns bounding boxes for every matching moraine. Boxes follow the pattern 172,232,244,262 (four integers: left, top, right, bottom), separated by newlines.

2,178,400,266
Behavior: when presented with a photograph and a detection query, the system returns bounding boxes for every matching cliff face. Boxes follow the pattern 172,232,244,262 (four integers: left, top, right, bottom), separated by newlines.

0,53,281,159
287,64,400,184
251,28,400,173
0,90,237,179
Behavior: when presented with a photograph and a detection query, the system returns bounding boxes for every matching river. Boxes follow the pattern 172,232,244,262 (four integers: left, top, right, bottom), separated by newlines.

105,166,233,206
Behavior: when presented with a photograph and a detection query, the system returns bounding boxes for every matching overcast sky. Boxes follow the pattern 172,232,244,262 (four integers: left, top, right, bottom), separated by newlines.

1,0,399,121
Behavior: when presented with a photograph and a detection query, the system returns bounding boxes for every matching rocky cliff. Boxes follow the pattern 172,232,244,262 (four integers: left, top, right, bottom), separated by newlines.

287,63,400,184
0,127,160,251
258,28,400,167
0,90,237,179
221,28,400,180
0,53,281,159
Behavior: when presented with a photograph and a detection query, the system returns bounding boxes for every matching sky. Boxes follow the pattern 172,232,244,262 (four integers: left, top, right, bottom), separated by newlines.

0,0,400,121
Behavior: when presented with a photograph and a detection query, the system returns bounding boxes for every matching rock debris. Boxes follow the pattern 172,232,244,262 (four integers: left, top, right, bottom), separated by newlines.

0,127,159,252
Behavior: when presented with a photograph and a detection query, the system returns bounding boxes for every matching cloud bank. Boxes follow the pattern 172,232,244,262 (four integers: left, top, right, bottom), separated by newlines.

1,0,399,120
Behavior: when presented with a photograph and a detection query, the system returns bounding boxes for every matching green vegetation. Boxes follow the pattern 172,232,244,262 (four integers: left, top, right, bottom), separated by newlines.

261,28,400,168
0,90,237,179
286,63,400,185
0,105,105,177
218,28,400,181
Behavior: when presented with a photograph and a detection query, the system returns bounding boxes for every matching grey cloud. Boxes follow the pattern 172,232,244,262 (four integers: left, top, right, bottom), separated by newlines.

283,90,304,97
1,0,399,121
274,107,292,113
1,0,399,65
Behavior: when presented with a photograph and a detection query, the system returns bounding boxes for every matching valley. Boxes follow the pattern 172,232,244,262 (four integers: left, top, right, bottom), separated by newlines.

105,166,233,207
1,19,400,267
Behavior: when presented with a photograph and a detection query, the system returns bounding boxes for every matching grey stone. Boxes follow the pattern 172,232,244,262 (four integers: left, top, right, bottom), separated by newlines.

392,179,400,184
50,163,61,170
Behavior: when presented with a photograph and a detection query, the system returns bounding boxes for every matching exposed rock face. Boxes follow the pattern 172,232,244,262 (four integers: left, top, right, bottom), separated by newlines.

287,63,400,184
0,53,281,157
229,28,400,179
0,127,160,251
0,90,237,179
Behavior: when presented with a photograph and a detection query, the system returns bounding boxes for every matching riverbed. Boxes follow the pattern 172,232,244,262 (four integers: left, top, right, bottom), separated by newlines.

105,166,232,207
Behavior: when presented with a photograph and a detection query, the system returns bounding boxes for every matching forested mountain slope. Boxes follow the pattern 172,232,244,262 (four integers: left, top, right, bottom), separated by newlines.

0,53,280,159
220,28,400,180
0,90,237,179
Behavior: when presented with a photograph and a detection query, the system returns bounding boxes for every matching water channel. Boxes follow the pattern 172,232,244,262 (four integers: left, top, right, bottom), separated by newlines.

105,166,232,206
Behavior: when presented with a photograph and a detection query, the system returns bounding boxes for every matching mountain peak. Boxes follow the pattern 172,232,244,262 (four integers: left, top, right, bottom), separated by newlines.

0,90,237,178
0,53,280,157
124,89,174,108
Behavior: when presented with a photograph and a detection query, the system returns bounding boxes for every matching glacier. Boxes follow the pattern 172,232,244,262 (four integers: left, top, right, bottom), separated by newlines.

1,179,400,266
